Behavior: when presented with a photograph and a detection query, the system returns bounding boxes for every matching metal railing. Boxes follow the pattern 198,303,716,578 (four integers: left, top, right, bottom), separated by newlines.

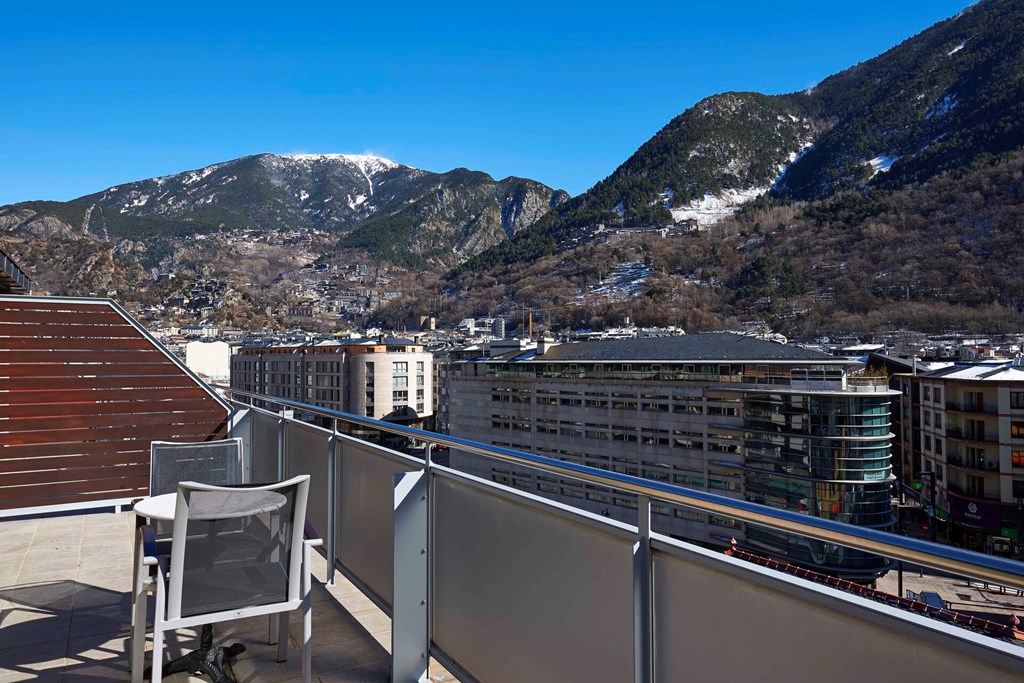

223,387,1024,683
227,388,1024,590
947,454,1001,472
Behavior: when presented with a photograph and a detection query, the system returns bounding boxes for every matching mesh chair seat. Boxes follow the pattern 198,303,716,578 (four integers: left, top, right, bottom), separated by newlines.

150,439,244,497
181,562,291,617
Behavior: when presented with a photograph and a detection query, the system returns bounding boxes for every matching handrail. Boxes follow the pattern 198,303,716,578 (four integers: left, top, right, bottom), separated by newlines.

222,386,1024,591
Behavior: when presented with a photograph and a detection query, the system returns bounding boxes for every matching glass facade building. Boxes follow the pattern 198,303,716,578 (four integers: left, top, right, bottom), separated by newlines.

446,333,898,580
738,391,895,576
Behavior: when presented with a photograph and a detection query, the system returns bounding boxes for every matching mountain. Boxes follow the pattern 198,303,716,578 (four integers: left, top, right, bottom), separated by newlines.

459,0,1024,274
0,153,568,270
338,169,569,268
783,0,1024,198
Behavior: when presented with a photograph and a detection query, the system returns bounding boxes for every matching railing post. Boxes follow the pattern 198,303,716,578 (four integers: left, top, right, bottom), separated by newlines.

326,418,338,586
393,468,429,683
277,406,287,480
634,494,653,683
228,405,253,483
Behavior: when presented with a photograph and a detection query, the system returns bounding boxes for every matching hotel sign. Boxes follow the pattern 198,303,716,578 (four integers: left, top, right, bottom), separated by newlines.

948,492,1002,532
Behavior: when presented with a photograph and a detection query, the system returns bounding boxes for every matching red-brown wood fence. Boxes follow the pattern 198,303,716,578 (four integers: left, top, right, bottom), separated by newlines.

0,296,229,514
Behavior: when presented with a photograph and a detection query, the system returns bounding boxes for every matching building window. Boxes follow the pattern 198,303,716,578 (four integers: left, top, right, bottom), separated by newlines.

1012,421,1024,439
967,475,984,498
394,376,408,388
934,387,942,404
1012,392,1024,409
393,361,408,374
416,361,425,373
393,390,408,403
1013,450,1024,467
708,406,738,416
923,386,931,401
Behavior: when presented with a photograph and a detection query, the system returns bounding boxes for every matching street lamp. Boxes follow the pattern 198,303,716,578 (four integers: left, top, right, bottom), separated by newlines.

914,470,938,543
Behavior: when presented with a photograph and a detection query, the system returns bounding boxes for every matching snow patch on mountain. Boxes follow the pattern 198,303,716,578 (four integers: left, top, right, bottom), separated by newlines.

772,142,814,191
927,94,958,119
670,187,768,226
867,155,900,178
948,40,967,56
182,165,221,186
280,153,400,177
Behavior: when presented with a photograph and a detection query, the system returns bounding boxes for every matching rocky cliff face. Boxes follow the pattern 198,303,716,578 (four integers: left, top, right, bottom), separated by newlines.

337,171,569,268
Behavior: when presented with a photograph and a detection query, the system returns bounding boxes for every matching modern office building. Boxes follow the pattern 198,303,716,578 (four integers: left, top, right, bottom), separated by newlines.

447,332,897,579
231,337,433,427
893,360,1024,557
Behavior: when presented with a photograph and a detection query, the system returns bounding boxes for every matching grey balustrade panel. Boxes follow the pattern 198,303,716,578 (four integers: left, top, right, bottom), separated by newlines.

251,411,280,483
337,437,418,609
432,473,634,683
652,539,1024,682
284,421,331,543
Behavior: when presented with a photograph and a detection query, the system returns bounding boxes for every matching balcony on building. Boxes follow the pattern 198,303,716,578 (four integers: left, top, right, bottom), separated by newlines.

4,299,1024,681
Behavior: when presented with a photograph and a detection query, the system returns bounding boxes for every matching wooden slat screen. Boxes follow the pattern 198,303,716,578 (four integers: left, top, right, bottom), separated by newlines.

0,297,229,512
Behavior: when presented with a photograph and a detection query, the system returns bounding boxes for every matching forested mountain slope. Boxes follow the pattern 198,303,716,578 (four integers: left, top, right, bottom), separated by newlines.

459,0,1024,275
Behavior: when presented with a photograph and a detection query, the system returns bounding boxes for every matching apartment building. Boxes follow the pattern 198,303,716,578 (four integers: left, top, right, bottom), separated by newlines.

231,337,433,426
893,360,1024,557
447,333,897,580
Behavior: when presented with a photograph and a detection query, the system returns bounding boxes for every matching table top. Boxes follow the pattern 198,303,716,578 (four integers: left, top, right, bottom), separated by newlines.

134,489,287,522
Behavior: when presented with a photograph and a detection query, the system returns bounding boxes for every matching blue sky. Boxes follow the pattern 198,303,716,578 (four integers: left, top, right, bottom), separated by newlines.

0,1,974,204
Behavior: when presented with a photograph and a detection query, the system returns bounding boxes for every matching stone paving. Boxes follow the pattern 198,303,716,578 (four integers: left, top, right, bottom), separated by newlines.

877,564,1024,626
0,510,456,682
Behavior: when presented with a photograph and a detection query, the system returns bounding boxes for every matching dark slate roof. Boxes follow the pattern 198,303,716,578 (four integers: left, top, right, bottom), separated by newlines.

531,333,846,363
869,352,926,373
348,336,420,346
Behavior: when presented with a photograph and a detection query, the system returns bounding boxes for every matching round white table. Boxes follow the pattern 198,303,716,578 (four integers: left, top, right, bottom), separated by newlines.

133,493,177,522
134,489,286,522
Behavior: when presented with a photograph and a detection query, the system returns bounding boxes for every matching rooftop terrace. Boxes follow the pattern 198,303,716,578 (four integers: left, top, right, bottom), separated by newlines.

0,510,458,682
3,294,1024,682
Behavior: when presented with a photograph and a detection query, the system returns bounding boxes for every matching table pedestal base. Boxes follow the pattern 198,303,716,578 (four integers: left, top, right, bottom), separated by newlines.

146,624,246,683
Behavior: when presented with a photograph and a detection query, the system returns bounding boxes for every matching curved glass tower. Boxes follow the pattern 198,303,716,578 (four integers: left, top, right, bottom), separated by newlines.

741,390,896,579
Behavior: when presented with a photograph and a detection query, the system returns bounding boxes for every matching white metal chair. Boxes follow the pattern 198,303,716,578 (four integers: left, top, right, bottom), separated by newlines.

131,475,321,683
131,437,246,676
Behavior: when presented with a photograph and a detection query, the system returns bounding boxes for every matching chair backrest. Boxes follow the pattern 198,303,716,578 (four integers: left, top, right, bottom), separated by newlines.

150,438,243,496
166,475,310,620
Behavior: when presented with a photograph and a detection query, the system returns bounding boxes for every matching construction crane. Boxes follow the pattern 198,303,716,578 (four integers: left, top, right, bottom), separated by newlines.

522,304,576,339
